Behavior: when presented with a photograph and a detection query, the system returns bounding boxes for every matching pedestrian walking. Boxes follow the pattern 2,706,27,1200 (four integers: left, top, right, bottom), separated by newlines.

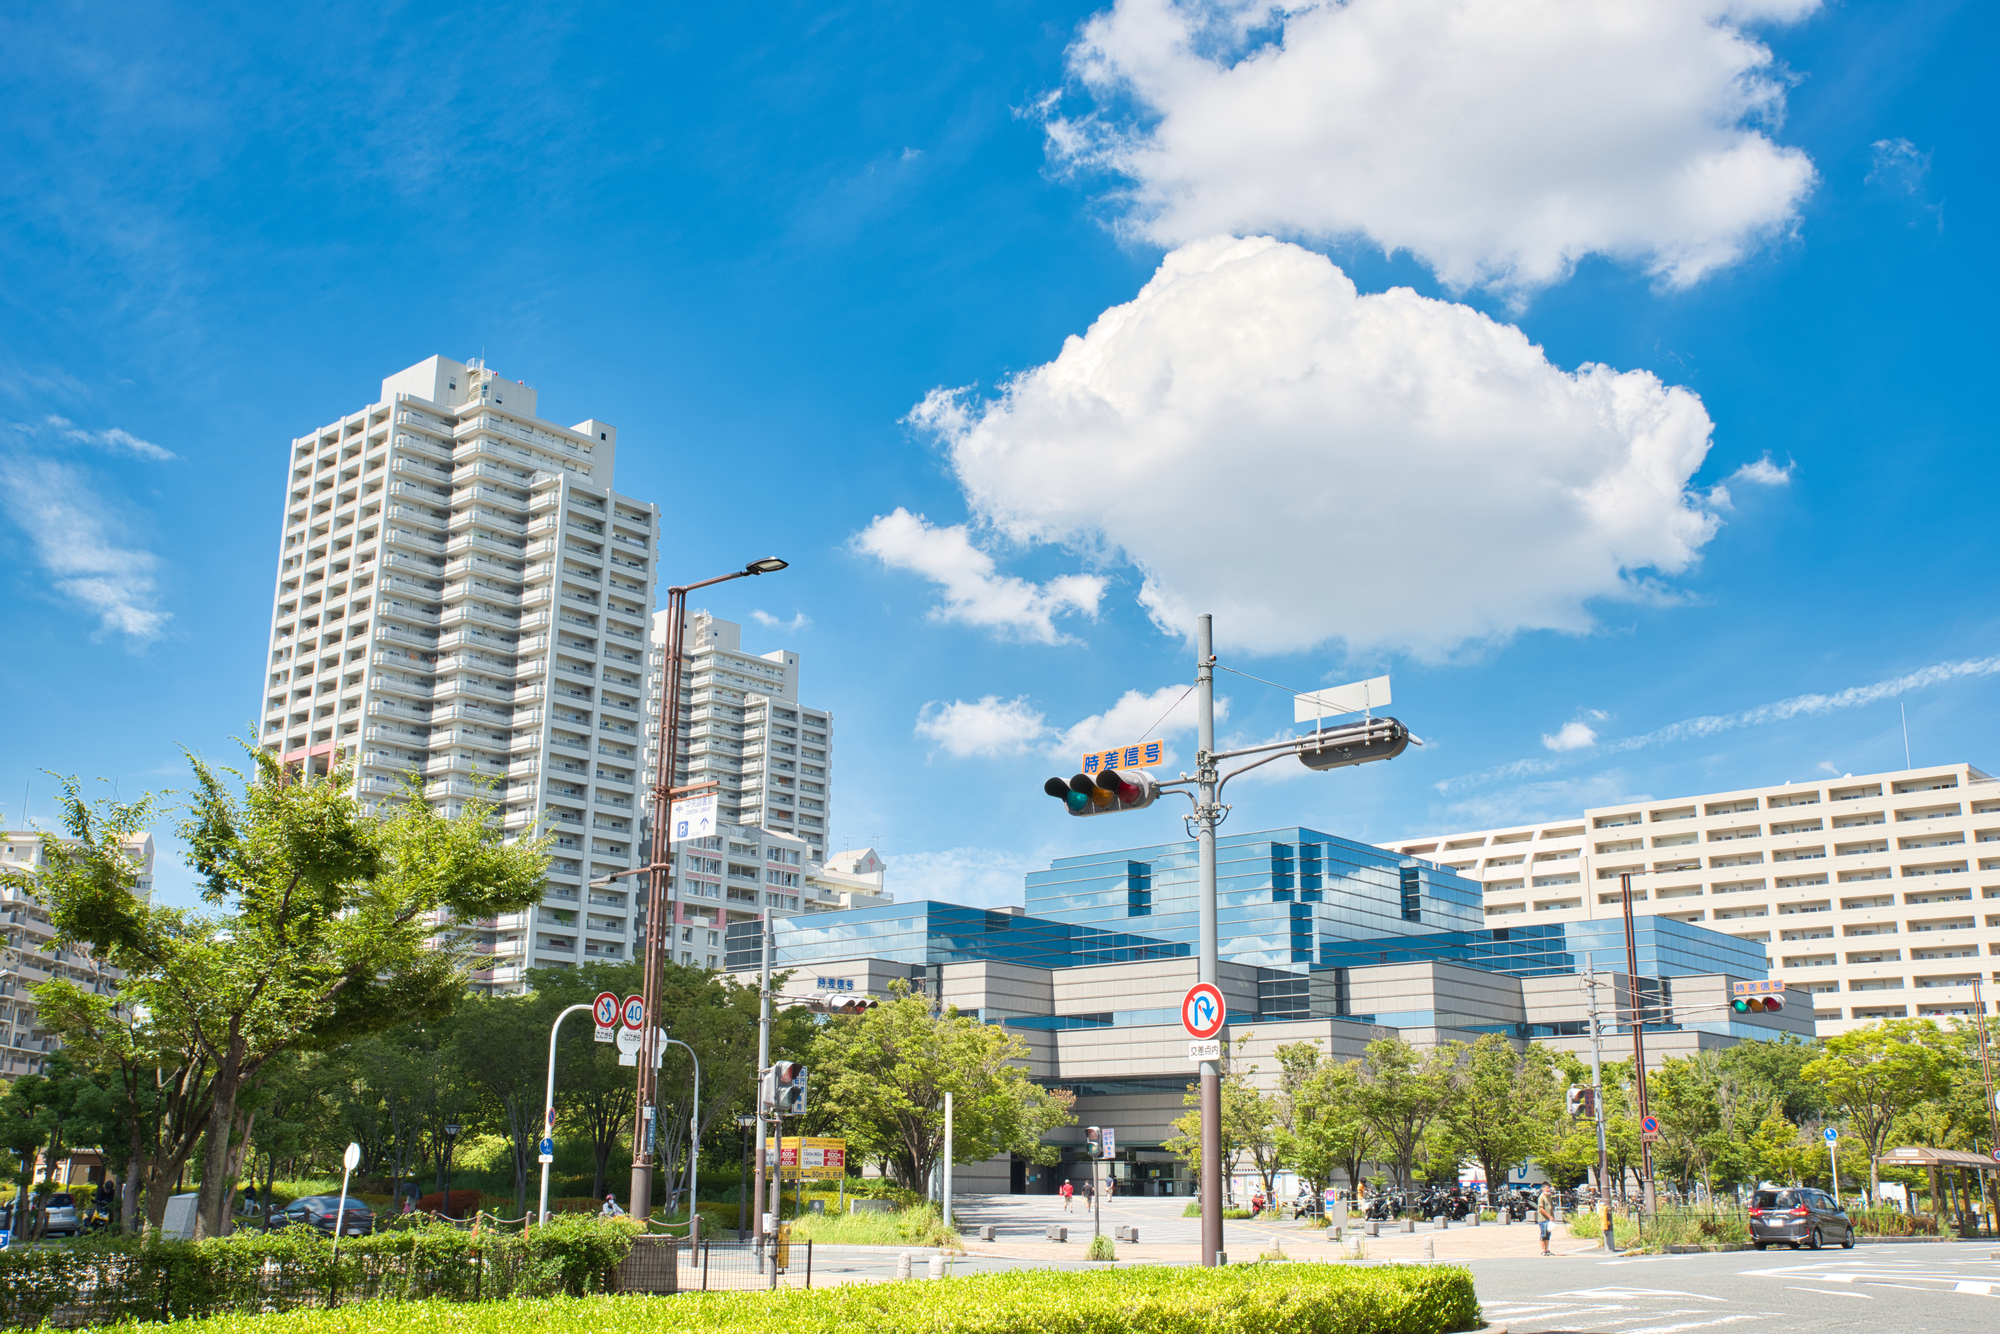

1536,1184,1554,1256
1060,1179,1074,1212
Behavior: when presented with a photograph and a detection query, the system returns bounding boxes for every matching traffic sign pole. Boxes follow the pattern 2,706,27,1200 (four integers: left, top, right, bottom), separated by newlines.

539,1002,594,1225
1825,1126,1840,1207
1194,613,1223,1268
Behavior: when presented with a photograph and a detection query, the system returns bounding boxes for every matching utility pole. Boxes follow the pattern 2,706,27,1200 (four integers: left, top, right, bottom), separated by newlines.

1194,613,1224,1268
632,557,787,1220
1619,873,1656,1216
1583,960,1614,1250
1972,978,2000,1223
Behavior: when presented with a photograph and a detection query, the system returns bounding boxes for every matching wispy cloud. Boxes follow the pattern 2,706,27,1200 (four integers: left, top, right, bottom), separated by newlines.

0,457,171,642
750,609,812,634
1866,138,1944,231
41,414,176,461
887,846,1046,909
1439,652,2000,794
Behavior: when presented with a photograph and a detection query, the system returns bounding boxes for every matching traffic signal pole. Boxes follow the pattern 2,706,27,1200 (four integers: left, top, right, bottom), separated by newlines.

1194,613,1224,1268
1040,611,1417,1270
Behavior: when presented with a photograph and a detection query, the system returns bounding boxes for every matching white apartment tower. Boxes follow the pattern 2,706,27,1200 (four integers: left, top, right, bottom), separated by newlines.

646,611,834,854
1386,762,2000,1036
259,356,661,992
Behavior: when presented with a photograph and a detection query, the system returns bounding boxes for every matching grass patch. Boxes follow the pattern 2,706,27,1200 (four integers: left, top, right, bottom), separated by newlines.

786,1201,961,1250
165,1262,1482,1334
1087,1233,1116,1260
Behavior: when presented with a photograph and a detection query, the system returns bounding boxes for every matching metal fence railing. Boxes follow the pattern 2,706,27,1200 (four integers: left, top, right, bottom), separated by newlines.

613,1237,814,1293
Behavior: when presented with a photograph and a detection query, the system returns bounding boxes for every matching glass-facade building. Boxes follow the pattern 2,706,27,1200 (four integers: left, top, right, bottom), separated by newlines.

729,827,1770,1023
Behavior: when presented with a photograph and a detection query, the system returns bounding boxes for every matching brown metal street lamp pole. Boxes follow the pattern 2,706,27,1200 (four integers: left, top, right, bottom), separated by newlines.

1620,872,1656,1216
628,557,789,1220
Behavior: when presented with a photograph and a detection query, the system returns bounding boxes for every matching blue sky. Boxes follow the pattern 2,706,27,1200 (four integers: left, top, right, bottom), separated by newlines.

2,0,1992,910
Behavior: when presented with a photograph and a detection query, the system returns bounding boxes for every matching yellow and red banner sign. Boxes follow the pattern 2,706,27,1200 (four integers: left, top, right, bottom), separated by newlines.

764,1135,847,1180
1080,739,1166,776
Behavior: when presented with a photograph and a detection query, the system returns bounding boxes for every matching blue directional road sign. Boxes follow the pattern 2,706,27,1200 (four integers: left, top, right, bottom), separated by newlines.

539,1137,555,1157
1823,1126,1838,1143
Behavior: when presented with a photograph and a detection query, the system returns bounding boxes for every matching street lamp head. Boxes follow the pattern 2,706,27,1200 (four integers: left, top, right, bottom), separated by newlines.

743,557,789,575
736,1113,758,1130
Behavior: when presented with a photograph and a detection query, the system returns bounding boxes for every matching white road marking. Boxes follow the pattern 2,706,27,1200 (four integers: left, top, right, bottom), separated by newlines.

1953,1281,1995,1295
1615,1316,1762,1334
1555,1285,1725,1300
1785,1286,1873,1299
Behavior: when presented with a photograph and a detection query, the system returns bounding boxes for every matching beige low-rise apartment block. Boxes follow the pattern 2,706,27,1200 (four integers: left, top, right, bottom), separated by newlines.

1385,762,1999,1034
1,829,152,1076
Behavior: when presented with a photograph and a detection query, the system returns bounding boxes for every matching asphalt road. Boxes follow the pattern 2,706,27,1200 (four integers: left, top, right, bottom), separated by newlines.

1468,1242,2000,1334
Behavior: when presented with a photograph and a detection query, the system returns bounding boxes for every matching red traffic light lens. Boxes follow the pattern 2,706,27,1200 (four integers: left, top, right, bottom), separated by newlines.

1762,996,1784,1012
1099,769,1142,803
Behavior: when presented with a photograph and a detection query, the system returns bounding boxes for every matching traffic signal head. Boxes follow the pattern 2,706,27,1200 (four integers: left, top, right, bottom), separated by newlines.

1297,717,1411,771
1732,995,1785,1013
769,1062,807,1115
1043,769,1159,817
1580,1086,1597,1118
1566,1084,1583,1117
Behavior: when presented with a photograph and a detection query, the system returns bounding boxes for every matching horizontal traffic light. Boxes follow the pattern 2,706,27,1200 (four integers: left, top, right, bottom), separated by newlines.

1732,995,1785,1013
810,996,878,1015
1296,717,1411,771
1043,768,1159,817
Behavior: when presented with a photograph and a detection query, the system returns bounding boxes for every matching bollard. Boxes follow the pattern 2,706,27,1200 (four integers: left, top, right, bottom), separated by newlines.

1046,1225,1068,1243
927,1253,945,1280
1470,1212,1480,1228
979,1224,996,1242
1402,1218,1415,1233
896,1252,912,1281
1423,1236,1435,1261
1367,1221,1380,1237
1215,1251,1228,1266
1350,1234,1365,1260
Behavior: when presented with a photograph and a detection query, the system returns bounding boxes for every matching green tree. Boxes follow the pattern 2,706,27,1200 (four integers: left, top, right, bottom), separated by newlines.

21,757,549,1237
453,990,555,1217
1357,1037,1454,1190
1802,1018,1956,1197
1165,1035,1266,1202
1271,1041,1373,1203
1436,1035,1560,1199
811,983,1074,1192
32,975,215,1233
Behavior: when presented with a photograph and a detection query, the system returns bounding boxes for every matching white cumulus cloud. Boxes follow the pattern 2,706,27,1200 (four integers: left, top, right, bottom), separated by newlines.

1047,0,1821,293
1729,454,1793,486
0,457,170,642
1050,682,1225,767
916,236,1723,659
914,695,1049,757
1541,720,1598,752
855,507,1107,644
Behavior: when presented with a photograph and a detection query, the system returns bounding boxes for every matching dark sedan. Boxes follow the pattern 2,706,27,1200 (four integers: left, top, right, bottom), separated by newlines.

272,1195,375,1237
1749,1187,1854,1250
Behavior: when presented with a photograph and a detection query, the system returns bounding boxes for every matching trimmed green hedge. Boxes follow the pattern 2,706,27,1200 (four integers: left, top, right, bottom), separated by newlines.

0,1215,639,1327
158,1263,1482,1334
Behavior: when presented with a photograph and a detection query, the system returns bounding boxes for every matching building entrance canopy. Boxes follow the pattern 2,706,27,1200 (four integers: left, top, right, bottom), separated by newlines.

1878,1145,2000,1172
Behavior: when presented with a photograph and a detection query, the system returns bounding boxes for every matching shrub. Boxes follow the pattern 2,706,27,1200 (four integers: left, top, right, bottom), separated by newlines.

165,1262,1483,1334
0,1217,642,1327
1087,1233,1116,1260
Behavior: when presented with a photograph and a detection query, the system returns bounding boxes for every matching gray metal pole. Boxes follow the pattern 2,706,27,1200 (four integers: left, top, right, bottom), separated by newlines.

754,908,773,1252
1196,612,1223,1267
942,1091,954,1236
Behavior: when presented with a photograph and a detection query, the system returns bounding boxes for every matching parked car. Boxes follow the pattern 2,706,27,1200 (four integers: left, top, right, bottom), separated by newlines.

272,1195,375,1237
1748,1187,1854,1250
40,1193,81,1238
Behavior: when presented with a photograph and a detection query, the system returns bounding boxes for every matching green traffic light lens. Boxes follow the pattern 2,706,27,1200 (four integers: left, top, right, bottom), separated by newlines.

1732,998,1751,1013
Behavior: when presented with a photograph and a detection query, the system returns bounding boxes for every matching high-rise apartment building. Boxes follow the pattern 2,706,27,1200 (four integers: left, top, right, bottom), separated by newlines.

1,829,153,1077
645,611,834,854
258,355,661,992
1384,762,2000,1035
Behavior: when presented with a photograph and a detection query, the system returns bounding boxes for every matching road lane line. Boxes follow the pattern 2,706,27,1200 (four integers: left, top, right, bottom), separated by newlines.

1785,1286,1872,1299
